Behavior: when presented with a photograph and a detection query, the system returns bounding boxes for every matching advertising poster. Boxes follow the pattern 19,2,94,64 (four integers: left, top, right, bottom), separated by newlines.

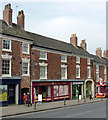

0,85,7,102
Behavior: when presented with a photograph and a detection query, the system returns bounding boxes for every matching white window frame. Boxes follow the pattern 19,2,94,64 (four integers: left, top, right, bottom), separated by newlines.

1,54,12,77
22,58,30,76
76,56,80,64
87,66,91,78
61,55,67,63
96,65,99,72
39,51,47,60
2,39,12,52
104,66,107,82
39,62,48,79
22,42,29,54
76,65,80,78
87,58,90,65
61,65,67,79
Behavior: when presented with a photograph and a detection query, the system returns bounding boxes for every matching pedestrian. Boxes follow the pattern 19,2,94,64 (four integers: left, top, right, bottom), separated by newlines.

23,93,27,105
89,90,92,100
27,92,32,107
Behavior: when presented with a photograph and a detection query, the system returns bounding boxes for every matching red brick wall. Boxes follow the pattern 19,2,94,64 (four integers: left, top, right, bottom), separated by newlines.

47,52,61,79
67,56,76,79
99,66,104,80
80,58,87,79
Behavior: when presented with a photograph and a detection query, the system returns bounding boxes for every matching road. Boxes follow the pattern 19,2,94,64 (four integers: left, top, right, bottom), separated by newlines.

7,101,107,118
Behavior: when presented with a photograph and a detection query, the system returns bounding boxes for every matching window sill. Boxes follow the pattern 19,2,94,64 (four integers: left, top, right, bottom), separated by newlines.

40,77,47,79
22,52,30,55
2,75,11,77
61,61,67,63
22,74,30,77
39,58,47,61
76,76,80,78
61,78,67,79
2,49,12,52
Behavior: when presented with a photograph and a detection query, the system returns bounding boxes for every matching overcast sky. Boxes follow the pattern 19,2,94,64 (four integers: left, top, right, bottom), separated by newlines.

0,0,107,55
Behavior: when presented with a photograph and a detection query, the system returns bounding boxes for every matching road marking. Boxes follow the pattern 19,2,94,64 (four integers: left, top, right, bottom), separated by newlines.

65,110,92,118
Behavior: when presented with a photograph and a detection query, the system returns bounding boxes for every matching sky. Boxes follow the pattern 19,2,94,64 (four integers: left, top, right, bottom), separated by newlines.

0,0,107,55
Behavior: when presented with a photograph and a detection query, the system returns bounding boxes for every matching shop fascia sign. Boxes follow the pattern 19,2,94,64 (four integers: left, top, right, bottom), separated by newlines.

73,82,83,85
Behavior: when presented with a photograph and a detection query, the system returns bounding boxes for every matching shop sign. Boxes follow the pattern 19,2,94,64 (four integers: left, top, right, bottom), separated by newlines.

0,85,7,102
73,82,83,85
38,94,42,102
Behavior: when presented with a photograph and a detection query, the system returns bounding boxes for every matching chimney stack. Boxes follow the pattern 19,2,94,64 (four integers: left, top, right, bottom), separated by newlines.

3,3,13,26
103,50,108,58
17,10,25,29
96,47,102,57
70,34,77,47
80,40,87,50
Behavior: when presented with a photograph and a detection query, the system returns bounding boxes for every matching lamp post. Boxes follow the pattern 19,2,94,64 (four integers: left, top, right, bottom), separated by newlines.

78,85,79,103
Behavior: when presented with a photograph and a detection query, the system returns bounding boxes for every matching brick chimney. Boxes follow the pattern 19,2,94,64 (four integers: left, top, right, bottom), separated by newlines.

103,50,108,58
70,34,77,47
80,40,87,50
96,47,102,57
3,3,13,26
17,10,25,29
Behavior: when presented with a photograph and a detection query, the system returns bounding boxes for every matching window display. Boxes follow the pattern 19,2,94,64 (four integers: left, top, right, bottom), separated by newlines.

0,85,7,102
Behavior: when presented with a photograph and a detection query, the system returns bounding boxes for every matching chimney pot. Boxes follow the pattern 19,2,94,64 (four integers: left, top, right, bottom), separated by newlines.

96,47,102,57
80,39,87,50
103,50,108,58
70,34,77,47
3,3,13,26
17,10,25,29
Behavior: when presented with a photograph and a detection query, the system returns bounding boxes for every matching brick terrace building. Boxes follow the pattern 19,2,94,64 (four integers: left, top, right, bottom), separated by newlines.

0,4,108,105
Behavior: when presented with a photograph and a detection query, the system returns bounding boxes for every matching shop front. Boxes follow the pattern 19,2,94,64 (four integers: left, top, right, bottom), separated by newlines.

31,80,71,103
0,77,21,106
72,81,84,100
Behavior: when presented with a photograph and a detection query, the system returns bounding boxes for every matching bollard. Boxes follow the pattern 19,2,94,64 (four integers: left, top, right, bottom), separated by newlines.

64,98,66,106
84,96,86,102
34,101,36,109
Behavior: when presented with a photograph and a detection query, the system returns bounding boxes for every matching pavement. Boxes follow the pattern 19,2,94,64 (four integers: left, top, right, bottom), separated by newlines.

0,98,105,118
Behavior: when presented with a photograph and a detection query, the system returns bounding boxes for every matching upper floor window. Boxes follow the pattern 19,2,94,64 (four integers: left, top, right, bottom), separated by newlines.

87,67,91,78
104,66,106,73
61,55,67,62
87,58,90,65
40,51,47,60
76,65,80,78
96,65,99,72
22,62,29,76
2,39,11,51
22,43,29,54
61,65,67,79
76,56,80,64
2,59,11,76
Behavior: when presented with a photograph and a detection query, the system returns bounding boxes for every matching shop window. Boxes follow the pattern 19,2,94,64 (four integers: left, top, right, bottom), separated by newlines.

2,39,11,51
47,86,51,97
54,86,59,97
2,59,11,76
22,43,29,54
96,65,99,72
0,85,7,102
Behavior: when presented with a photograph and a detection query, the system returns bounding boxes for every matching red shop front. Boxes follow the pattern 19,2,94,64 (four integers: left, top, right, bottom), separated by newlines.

31,80,71,103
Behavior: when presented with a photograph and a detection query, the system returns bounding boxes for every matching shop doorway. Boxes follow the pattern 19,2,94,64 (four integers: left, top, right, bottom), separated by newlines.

86,81,92,97
8,85,15,104
21,88,29,104
72,85,82,99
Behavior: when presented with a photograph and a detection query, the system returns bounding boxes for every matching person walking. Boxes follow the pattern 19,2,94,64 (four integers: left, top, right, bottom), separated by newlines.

27,92,32,107
89,90,92,100
23,93,27,105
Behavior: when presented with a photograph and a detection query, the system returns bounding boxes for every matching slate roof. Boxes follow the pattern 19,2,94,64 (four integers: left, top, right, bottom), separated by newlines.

0,19,33,41
90,54,107,65
1,19,108,65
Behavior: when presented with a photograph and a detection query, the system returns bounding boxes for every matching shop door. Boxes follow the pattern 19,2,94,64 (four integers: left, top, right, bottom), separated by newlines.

8,85,15,104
